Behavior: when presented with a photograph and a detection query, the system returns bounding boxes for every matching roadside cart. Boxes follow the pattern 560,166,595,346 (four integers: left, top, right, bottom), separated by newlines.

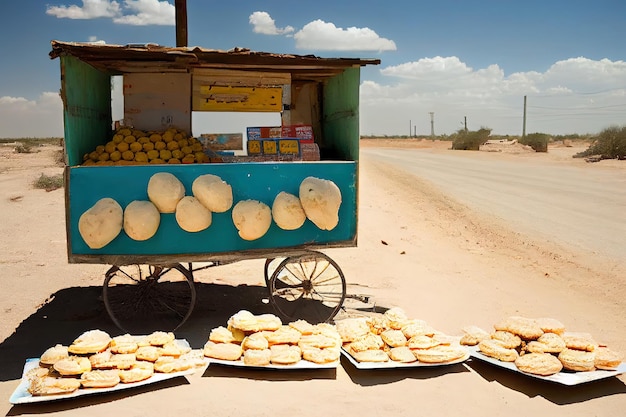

49,40,380,333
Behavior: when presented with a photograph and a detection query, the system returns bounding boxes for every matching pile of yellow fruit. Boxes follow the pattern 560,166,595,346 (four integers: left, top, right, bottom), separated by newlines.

82,127,210,165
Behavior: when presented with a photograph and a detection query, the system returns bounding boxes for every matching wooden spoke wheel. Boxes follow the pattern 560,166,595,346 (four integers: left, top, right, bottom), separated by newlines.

268,251,346,323
103,264,196,334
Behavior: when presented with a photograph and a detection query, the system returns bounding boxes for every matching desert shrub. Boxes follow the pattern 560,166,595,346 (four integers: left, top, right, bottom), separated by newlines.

33,173,64,192
520,133,550,152
451,128,491,150
573,125,626,160
14,143,35,154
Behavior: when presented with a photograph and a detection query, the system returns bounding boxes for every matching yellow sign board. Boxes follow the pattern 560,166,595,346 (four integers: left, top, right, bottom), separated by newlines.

195,86,282,112
279,139,300,155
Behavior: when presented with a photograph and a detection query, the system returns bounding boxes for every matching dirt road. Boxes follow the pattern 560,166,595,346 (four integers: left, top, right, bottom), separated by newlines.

0,141,624,416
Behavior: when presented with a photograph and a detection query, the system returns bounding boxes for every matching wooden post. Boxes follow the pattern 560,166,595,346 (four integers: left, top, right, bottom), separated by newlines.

175,0,188,47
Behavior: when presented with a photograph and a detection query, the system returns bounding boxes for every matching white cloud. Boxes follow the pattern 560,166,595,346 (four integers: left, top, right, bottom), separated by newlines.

360,56,626,136
293,19,396,52
0,93,64,138
46,0,121,19
249,11,294,35
46,0,174,26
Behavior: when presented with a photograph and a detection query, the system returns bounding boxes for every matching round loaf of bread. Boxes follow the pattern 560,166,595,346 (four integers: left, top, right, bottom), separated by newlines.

123,200,160,241
231,200,272,241
78,198,123,249
175,196,212,232
192,174,233,213
147,172,186,213
271,191,306,230
299,177,341,231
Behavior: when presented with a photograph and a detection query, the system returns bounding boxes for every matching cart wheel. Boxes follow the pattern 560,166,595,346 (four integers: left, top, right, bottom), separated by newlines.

268,251,346,323
263,257,285,287
103,264,196,334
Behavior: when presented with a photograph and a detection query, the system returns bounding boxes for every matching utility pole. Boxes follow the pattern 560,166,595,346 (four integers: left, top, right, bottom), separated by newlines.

522,95,527,138
429,112,435,137
175,0,188,47
409,119,412,137
464,116,467,132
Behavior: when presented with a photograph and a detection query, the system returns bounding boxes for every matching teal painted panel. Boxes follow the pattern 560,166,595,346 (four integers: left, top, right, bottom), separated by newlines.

61,56,112,166
322,67,360,161
67,162,357,258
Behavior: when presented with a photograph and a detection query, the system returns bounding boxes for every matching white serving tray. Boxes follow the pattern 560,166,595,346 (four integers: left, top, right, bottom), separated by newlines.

206,357,339,370
10,357,202,405
340,347,470,370
468,346,626,386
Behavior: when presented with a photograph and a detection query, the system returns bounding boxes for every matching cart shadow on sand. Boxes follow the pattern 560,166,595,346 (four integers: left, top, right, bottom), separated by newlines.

0,282,285,382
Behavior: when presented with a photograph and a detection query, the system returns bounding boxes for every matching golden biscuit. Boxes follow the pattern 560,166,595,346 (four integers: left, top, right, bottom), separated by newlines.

335,318,370,343
346,333,384,352
135,345,160,362
80,369,121,388
154,356,193,373
414,345,467,364
270,344,302,365
53,356,92,376
459,326,490,346
366,316,388,335
302,346,340,364
243,348,271,366
28,376,81,396
561,332,597,352
110,334,138,354
594,347,623,370
110,353,137,370
348,347,389,363
159,340,191,357
89,349,114,369
209,326,236,344
298,333,341,350
401,320,436,339
145,331,175,346
407,335,442,350
118,362,154,383
478,339,519,362
266,326,302,345
68,329,112,355
242,332,269,350
288,319,315,335
389,346,417,363
39,344,69,366
491,331,522,349
499,316,544,340
526,333,566,354
381,329,408,348
203,341,243,361
384,307,411,330
558,348,596,372
535,317,566,335
515,352,563,376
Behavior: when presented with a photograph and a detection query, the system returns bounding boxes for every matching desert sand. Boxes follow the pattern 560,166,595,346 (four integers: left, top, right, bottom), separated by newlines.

0,139,624,416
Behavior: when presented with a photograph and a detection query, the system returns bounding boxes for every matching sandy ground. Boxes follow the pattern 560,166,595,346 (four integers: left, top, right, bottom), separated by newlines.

0,139,624,416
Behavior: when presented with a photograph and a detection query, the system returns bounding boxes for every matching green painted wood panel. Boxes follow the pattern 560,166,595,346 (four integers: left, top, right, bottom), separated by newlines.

322,67,360,162
61,56,112,166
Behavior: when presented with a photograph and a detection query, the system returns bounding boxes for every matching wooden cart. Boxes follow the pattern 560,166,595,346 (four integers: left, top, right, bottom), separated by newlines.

49,40,379,333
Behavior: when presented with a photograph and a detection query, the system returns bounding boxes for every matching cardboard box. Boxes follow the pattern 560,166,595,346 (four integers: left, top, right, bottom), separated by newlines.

281,125,314,143
246,126,281,141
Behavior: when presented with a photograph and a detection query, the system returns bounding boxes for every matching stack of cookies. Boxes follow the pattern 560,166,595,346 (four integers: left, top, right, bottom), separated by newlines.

203,310,342,366
461,316,624,376
336,308,468,365
28,329,203,396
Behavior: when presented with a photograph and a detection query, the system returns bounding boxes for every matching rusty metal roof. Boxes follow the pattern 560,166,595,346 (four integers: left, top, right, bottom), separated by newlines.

49,40,380,81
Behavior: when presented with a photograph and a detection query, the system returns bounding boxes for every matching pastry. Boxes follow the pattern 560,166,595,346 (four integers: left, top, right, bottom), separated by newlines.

242,348,271,366
28,376,81,396
135,345,160,362
414,345,467,364
118,361,154,383
110,334,138,354
594,347,623,370
39,344,69,366
266,326,302,345
561,332,597,352
80,369,121,388
478,339,519,362
525,333,566,354
53,356,92,376
68,329,112,354
288,319,315,335
301,346,340,364
203,341,243,361
491,331,522,349
335,317,370,343
381,329,407,348
270,344,302,365
459,326,490,346
558,348,596,372
514,352,563,376
389,346,417,363
209,326,236,344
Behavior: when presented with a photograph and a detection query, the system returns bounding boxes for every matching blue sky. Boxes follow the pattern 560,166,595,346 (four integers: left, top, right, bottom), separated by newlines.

1,0,625,138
